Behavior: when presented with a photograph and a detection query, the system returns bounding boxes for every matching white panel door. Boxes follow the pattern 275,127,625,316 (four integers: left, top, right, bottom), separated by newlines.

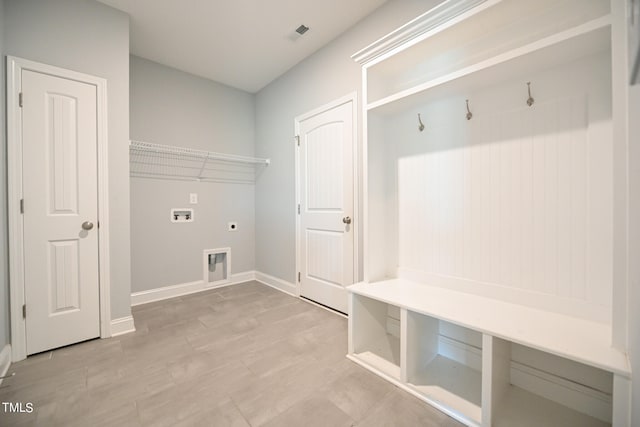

22,69,100,354
299,101,354,314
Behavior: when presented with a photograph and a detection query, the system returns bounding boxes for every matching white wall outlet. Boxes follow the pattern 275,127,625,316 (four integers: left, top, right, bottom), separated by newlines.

228,222,238,232
189,193,198,204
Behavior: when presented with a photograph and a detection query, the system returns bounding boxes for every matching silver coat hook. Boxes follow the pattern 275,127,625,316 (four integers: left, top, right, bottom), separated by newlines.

466,99,473,120
527,82,534,107
418,113,425,132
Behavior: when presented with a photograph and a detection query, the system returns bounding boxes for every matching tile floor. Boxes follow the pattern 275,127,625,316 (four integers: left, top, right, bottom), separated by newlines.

0,281,462,427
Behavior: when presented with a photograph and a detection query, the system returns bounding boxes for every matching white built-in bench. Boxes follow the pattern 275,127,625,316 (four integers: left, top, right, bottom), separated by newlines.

347,279,630,427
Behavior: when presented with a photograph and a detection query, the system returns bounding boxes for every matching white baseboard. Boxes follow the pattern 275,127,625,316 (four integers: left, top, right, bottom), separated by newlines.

0,344,12,385
131,279,204,306
110,316,136,337
130,270,297,307
254,271,297,296
130,271,258,306
511,361,612,423
228,270,255,285
438,335,482,372
386,317,401,339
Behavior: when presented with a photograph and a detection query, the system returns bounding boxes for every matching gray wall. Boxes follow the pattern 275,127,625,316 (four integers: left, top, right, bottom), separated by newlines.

4,0,131,320
130,56,256,292
254,0,443,283
0,0,9,349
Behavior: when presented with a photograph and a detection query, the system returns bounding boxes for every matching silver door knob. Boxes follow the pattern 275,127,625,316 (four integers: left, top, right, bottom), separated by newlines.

342,216,352,225
82,221,94,231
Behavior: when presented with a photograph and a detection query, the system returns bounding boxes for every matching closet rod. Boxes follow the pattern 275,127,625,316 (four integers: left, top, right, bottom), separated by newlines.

129,140,270,166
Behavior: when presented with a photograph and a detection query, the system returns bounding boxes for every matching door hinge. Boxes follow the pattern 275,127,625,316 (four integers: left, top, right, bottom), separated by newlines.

298,272,301,282
22,304,26,319
297,204,300,214
19,92,23,108
295,135,300,146
20,199,24,214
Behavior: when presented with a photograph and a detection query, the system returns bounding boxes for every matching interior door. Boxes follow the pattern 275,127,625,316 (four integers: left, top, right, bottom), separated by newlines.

22,69,100,354
298,100,354,314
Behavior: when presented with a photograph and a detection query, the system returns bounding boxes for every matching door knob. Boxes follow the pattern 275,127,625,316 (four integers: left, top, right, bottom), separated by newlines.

342,216,352,225
82,221,94,231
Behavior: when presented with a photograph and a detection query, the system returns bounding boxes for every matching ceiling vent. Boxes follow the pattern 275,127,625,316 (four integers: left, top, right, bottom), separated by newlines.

295,25,309,35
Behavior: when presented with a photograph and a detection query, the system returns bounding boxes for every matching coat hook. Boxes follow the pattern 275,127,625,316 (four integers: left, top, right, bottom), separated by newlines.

418,113,425,132
526,82,534,107
465,99,473,120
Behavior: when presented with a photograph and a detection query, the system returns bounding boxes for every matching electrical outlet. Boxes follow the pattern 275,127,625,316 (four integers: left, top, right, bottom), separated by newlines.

228,222,238,232
189,193,198,204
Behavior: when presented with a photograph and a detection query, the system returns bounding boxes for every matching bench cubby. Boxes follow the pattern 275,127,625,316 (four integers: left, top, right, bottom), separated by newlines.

406,312,483,424
349,294,401,380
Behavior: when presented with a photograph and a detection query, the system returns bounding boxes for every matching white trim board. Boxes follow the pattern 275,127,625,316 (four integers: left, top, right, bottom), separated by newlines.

7,56,111,362
255,271,298,297
351,0,494,66
131,271,256,306
131,271,298,306
110,317,136,337
0,345,12,386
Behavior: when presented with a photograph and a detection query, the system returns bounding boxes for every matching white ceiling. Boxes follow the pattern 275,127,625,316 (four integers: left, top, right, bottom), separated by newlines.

98,0,388,93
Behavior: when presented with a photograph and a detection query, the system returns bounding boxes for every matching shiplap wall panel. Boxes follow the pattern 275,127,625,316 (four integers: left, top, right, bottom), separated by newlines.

368,53,612,322
396,96,602,307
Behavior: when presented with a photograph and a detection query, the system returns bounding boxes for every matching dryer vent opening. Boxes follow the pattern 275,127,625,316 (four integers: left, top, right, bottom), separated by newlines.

203,248,231,287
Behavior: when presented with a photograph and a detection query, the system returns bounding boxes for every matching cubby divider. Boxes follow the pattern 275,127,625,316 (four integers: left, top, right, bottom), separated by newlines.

349,294,402,380
406,311,483,425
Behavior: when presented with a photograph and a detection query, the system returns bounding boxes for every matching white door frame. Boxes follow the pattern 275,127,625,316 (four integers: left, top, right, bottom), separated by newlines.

7,56,112,361
294,92,359,299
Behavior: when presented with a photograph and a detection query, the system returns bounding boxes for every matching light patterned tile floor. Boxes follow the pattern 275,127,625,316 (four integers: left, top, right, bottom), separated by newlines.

0,281,463,427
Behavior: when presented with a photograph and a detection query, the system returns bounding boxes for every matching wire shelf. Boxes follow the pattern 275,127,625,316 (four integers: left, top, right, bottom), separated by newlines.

129,140,270,184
